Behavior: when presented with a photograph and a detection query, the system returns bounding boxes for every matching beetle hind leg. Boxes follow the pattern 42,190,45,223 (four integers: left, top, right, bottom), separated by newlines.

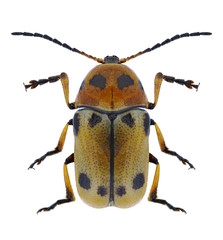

148,153,186,213
37,153,75,213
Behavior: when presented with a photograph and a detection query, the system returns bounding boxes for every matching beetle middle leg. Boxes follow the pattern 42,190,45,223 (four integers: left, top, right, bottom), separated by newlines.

148,153,186,213
151,119,195,169
37,153,75,213
28,119,73,169
148,72,199,109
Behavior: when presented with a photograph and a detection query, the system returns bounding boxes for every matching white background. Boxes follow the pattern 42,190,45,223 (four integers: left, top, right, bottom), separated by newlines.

1,0,222,239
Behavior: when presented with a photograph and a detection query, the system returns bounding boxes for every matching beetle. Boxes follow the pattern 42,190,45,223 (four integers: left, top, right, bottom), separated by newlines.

12,31,211,213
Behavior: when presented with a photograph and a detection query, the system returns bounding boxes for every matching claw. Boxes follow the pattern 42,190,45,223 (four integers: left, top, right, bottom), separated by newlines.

37,208,47,214
28,166,35,170
181,159,195,170
195,82,200,91
176,207,187,214
29,80,38,89
185,80,200,90
23,82,32,91
28,159,42,170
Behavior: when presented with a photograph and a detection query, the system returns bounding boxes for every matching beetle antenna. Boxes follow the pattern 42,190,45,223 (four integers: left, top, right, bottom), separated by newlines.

119,32,212,63
11,32,104,63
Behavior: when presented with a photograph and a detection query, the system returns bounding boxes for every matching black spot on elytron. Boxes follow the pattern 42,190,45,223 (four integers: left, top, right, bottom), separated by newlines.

79,173,91,190
116,186,126,196
80,80,85,91
97,186,107,196
121,113,134,128
89,113,102,128
73,113,80,136
143,113,150,136
138,80,144,90
133,173,145,190
117,74,134,90
89,74,106,90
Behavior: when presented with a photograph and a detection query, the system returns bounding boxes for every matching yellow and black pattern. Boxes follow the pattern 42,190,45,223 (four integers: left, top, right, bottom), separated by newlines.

113,110,150,207
74,108,150,208
74,109,110,208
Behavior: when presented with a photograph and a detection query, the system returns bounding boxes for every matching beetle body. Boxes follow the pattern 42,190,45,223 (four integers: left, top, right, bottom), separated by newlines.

12,31,211,213
74,63,150,208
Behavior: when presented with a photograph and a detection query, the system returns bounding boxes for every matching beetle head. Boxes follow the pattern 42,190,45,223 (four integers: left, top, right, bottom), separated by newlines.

103,55,120,64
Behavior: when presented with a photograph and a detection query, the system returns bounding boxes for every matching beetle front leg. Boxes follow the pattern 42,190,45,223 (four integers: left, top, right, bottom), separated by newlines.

148,72,199,109
151,119,195,169
24,72,76,109
37,153,75,213
28,119,73,169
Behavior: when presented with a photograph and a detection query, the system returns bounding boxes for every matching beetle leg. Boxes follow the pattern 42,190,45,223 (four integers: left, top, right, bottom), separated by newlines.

148,153,186,213
148,72,199,109
150,119,195,169
28,119,73,169
24,72,75,109
37,153,75,213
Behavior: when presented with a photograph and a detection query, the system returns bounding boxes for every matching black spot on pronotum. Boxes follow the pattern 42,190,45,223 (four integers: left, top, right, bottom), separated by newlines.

79,173,91,190
80,80,85,91
116,186,126,196
121,113,134,128
73,113,80,136
89,74,106,90
89,113,102,127
143,113,150,136
117,74,134,90
97,186,107,196
133,173,145,190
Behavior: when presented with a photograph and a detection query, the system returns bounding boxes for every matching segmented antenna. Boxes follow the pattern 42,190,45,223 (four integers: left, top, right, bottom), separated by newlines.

11,32,104,63
12,31,211,64
119,32,212,63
